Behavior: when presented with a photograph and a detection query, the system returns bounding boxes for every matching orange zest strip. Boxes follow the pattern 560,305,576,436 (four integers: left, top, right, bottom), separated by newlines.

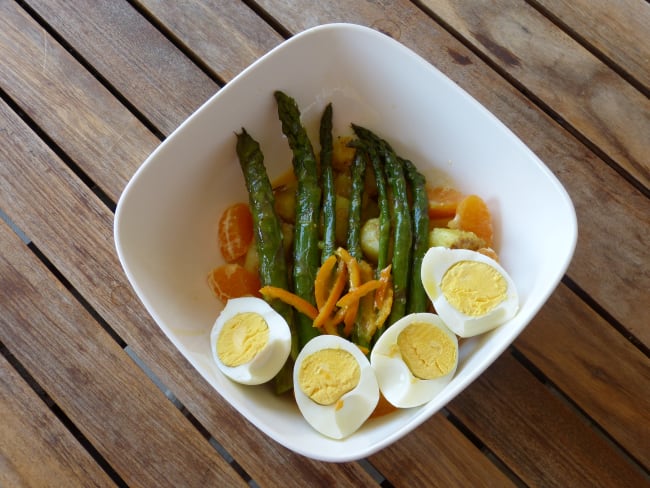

374,264,392,309
336,279,382,308
259,286,318,321
314,254,337,310
322,308,346,336
375,286,394,331
313,261,348,329
336,248,362,336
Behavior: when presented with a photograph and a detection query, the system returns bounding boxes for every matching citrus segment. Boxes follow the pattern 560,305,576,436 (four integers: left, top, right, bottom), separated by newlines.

207,263,261,303
218,203,254,262
448,194,494,247
427,186,464,219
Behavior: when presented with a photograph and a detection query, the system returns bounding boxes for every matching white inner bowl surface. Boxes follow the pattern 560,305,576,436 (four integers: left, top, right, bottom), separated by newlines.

114,23,577,462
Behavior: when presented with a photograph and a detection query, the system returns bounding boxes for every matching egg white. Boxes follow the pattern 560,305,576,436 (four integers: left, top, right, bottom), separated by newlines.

421,247,519,337
210,296,291,385
293,335,379,440
371,313,458,408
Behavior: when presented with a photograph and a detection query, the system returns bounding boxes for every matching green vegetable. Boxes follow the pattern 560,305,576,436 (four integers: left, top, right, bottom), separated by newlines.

351,125,412,333
351,126,390,274
319,103,336,263
402,157,429,314
347,149,366,261
380,144,412,327
274,91,321,350
235,128,296,393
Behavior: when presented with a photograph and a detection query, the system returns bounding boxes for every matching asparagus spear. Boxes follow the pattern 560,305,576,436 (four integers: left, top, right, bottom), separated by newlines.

235,128,296,393
347,149,366,261
380,144,412,327
402,157,429,314
274,91,321,350
319,103,336,263
352,135,390,275
351,125,412,332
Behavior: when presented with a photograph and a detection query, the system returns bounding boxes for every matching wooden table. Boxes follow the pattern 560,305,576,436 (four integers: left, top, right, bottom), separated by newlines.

1,1,648,486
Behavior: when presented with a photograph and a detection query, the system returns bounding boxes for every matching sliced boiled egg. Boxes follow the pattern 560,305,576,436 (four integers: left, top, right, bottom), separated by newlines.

293,335,379,439
210,296,291,385
421,247,519,337
370,313,458,408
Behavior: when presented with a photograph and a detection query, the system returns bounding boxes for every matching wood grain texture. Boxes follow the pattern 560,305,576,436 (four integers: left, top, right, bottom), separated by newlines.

419,0,650,189
517,285,650,467
0,353,114,488
0,90,376,488
0,1,157,202
134,0,284,82
2,1,648,486
25,0,218,134
370,413,516,486
0,110,247,487
448,352,648,487
533,0,650,91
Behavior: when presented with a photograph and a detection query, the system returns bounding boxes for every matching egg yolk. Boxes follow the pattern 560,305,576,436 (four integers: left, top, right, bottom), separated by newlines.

440,260,507,316
397,322,457,380
298,349,360,405
216,312,269,367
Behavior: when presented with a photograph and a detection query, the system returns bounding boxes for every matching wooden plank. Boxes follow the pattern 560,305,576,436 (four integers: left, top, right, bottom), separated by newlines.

533,0,650,91
0,96,376,487
516,285,650,467
419,0,650,189
0,354,115,488
24,0,218,134
370,413,515,486
0,1,157,202
448,352,648,487
134,0,283,82
0,225,245,485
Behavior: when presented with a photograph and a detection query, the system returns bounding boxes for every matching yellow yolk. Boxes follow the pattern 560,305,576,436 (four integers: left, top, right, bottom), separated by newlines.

298,349,360,405
440,260,507,316
216,312,269,367
397,322,457,379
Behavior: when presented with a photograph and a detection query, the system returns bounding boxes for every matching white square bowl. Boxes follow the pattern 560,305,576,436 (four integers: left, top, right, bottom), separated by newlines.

114,23,577,462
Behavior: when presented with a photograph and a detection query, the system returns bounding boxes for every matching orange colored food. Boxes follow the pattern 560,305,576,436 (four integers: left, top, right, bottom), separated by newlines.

314,260,348,330
218,203,254,262
207,263,261,302
427,186,464,219
314,254,338,310
448,194,494,247
369,394,398,419
259,286,319,321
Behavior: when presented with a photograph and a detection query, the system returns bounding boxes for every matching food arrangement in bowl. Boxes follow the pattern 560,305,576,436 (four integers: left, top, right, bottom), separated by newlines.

206,90,520,440
113,23,577,462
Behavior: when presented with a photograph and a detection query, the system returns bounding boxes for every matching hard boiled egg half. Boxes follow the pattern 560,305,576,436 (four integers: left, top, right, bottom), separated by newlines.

371,313,458,408
293,335,379,439
210,296,291,385
421,247,519,337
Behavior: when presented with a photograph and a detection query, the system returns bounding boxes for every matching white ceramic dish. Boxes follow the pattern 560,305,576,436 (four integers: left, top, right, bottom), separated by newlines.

114,23,577,462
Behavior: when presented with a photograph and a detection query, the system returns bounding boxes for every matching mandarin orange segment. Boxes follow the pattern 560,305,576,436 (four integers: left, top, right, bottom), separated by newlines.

218,203,254,262
427,186,464,219
448,194,494,247
207,263,261,303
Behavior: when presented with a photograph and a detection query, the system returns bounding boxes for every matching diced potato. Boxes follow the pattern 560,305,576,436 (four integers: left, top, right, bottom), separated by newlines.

281,222,294,258
274,182,296,223
334,171,353,198
335,195,350,246
428,227,486,250
360,217,380,263
332,136,356,170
